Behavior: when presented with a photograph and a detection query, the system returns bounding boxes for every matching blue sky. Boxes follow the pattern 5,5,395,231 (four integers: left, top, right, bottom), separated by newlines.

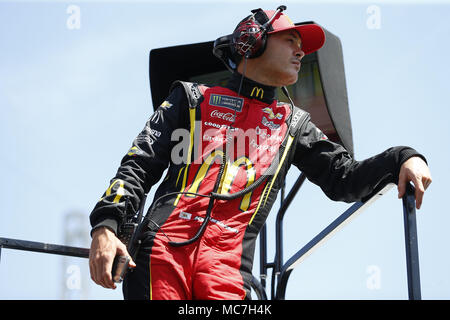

0,0,449,300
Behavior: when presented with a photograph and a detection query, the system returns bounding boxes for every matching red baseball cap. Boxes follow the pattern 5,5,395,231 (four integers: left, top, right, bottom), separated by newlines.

259,9,325,55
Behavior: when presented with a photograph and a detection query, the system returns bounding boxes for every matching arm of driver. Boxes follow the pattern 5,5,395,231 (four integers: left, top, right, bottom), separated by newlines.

89,227,136,289
397,156,432,209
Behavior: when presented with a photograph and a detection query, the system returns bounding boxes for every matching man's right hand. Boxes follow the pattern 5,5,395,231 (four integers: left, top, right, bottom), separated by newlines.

89,227,136,289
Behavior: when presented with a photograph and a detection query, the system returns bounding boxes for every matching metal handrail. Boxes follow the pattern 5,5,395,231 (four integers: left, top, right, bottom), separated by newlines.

0,237,89,259
256,173,307,299
271,182,421,300
0,183,421,300
402,183,421,300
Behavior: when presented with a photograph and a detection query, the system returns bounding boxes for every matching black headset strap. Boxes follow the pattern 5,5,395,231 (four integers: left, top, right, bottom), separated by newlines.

250,8,271,31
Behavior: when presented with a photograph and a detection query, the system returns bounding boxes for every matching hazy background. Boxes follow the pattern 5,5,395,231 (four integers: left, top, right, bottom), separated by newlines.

0,0,448,300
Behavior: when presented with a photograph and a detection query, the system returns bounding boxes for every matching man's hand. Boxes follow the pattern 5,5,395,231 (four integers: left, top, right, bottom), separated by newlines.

89,227,136,289
397,156,432,209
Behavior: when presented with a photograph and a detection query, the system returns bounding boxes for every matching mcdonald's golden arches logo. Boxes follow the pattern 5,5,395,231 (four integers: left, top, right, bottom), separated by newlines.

250,86,264,99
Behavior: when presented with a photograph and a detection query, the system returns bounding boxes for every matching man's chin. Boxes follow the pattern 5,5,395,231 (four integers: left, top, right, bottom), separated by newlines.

284,74,299,86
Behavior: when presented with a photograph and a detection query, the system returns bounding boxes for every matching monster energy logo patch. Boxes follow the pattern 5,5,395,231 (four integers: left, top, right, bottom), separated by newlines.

209,94,243,112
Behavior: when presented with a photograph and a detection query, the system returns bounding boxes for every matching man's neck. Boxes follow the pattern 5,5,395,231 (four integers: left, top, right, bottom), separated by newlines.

236,59,286,87
226,72,277,104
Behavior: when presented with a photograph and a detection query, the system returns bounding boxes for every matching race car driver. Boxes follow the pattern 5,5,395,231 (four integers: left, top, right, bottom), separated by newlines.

88,7,432,300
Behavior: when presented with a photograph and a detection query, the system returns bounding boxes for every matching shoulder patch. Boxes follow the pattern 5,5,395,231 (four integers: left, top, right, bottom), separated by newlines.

170,81,206,109
289,107,310,137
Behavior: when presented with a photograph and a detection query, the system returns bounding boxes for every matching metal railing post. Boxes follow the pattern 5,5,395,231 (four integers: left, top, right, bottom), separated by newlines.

272,173,306,298
403,184,421,300
259,223,268,288
274,183,397,299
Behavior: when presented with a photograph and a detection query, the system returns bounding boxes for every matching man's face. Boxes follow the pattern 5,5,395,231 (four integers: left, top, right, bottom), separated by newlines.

254,30,305,86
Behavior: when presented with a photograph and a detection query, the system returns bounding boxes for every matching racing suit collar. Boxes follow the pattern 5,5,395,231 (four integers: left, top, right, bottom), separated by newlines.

226,72,277,104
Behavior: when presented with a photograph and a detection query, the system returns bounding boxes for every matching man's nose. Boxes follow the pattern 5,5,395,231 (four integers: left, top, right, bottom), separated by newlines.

296,49,305,60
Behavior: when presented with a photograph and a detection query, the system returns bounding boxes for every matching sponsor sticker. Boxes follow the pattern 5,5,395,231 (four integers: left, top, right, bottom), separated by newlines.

127,146,144,156
179,211,192,220
210,110,236,122
250,86,264,99
261,116,281,130
209,94,244,112
315,127,329,140
194,216,238,234
255,126,283,142
262,107,283,120
149,128,161,137
160,101,173,109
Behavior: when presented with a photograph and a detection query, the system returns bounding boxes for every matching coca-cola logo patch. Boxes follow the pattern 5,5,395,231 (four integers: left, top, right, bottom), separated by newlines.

210,110,236,122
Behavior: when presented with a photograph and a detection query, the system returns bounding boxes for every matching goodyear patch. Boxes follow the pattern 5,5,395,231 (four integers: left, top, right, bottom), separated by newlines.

209,94,244,112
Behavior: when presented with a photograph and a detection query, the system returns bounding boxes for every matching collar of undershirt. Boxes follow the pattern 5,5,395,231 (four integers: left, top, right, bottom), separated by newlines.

225,72,277,104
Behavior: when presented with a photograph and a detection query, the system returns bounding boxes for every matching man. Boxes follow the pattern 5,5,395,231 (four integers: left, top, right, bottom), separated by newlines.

89,8,432,299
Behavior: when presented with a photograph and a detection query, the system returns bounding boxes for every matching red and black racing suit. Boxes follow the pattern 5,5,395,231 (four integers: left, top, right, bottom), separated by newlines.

89,72,426,300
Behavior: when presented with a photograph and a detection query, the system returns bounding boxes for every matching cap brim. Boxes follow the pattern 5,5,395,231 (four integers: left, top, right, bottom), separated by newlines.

268,23,325,55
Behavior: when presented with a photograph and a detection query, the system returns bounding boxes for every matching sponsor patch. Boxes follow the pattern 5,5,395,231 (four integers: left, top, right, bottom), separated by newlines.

179,211,192,220
210,110,236,122
127,146,144,156
262,107,283,120
149,128,161,137
315,127,328,140
250,86,264,99
194,216,238,234
160,100,173,109
250,139,278,154
255,126,283,142
209,94,244,112
261,116,281,130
